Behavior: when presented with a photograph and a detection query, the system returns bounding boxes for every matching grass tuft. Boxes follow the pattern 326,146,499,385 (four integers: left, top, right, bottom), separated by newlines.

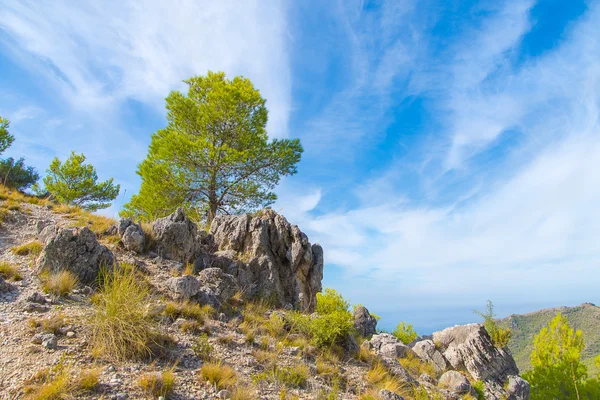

139,370,175,398
199,362,237,390
40,271,78,297
12,241,43,257
0,261,22,281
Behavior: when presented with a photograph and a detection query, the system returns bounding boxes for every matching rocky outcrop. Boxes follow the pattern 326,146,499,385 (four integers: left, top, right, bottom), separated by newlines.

119,218,145,253
353,305,377,337
152,208,201,264
438,371,471,394
209,210,323,312
432,324,529,399
167,275,201,301
365,333,413,359
195,267,239,308
37,226,115,285
412,339,447,372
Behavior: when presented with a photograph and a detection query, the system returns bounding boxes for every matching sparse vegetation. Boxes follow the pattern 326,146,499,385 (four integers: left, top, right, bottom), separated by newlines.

40,271,78,297
139,370,175,398
89,265,167,361
164,300,213,322
253,363,310,389
474,300,512,348
391,322,418,345
23,358,99,400
199,362,237,390
0,261,22,281
192,333,214,361
12,240,43,257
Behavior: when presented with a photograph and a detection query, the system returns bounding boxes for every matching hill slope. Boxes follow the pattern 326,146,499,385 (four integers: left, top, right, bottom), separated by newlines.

499,303,600,376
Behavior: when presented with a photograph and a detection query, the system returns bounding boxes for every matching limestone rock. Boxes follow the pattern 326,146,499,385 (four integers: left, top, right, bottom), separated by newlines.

412,339,447,371
366,333,414,358
167,275,201,301
37,225,115,285
153,208,200,264
505,375,531,400
195,267,238,308
119,218,145,253
438,371,470,394
353,305,377,337
209,210,323,311
379,389,405,400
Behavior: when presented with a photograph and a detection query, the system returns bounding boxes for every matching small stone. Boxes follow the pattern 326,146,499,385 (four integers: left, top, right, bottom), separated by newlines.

26,292,47,304
217,389,231,399
41,334,58,349
66,331,76,338
24,303,49,313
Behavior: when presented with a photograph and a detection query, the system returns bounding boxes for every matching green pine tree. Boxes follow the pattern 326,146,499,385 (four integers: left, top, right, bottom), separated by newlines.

121,71,303,224
0,116,15,155
43,152,120,211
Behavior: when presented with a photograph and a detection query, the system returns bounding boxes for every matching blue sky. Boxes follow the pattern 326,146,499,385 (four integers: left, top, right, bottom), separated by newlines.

1,0,599,333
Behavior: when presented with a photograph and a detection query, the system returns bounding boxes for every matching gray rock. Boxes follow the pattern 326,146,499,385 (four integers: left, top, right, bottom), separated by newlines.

366,333,414,358
167,275,201,301
24,303,49,313
27,292,47,304
41,334,57,349
379,389,404,400
194,267,238,307
412,339,447,371
378,356,416,384
505,375,531,400
36,226,115,285
153,208,200,264
438,371,471,394
209,210,323,312
0,276,13,293
432,324,519,383
418,373,436,385
119,218,145,253
217,389,231,399
353,305,377,337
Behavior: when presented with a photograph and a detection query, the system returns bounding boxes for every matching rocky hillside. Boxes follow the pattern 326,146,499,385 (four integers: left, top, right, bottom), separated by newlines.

498,303,600,376
0,187,530,399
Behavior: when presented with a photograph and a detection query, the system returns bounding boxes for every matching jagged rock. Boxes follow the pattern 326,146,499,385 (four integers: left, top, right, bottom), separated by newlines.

353,305,377,337
210,210,323,311
438,371,470,394
37,225,115,285
153,208,200,264
26,292,47,304
366,333,414,358
167,275,201,301
419,373,436,385
379,356,416,384
195,268,238,308
119,218,145,253
42,334,58,349
432,324,529,400
379,389,405,400
505,376,531,399
412,339,447,371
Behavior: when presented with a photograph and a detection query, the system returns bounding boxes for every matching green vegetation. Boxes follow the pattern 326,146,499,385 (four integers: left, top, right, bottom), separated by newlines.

523,313,600,399
121,71,303,224
0,116,15,154
253,364,310,389
0,261,22,281
89,265,167,361
0,157,40,190
474,300,511,348
192,333,214,361
392,322,418,345
11,240,43,257
498,303,600,376
23,358,99,400
43,151,120,211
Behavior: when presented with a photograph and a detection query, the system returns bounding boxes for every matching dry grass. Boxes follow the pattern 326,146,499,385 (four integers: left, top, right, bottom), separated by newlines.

139,370,176,398
90,265,168,361
164,301,213,322
199,362,237,390
40,271,78,297
253,364,310,389
12,241,43,257
141,222,156,252
366,363,406,395
23,361,99,400
230,385,257,400
28,313,66,335
253,349,277,366
0,261,22,281
72,213,116,237
398,353,437,379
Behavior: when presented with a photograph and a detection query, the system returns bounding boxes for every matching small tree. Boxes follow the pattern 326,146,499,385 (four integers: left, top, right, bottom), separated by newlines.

43,152,120,211
0,157,40,190
392,322,418,345
473,300,511,347
523,313,589,400
0,116,15,154
121,71,303,224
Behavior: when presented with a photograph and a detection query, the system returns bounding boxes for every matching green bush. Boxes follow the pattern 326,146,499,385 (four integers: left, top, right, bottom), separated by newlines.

474,300,512,348
391,322,418,345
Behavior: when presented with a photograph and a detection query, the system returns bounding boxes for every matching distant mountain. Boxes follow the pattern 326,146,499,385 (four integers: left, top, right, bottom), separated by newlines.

498,303,600,376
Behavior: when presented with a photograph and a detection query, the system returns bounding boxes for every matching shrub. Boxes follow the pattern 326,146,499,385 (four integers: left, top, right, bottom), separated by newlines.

139,370,175,398
392,322,418,345
0,261,22,281
0,157,40,190
192,333,214,361
316,288,349,315
474,300,512,348
89,265,164,361
199,362,237,390
41,271,78,297
12,241,43,256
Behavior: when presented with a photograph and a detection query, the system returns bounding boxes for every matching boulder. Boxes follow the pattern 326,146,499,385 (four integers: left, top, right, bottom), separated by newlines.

194,267,238,308
412,339,447,371
210,210,323,312
505,375,531,400
119,218,145,253
353,305,377,337
438,371,471,394
37,226,115,285
167,275,201,301
366,333,414,359
153,208,200,264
